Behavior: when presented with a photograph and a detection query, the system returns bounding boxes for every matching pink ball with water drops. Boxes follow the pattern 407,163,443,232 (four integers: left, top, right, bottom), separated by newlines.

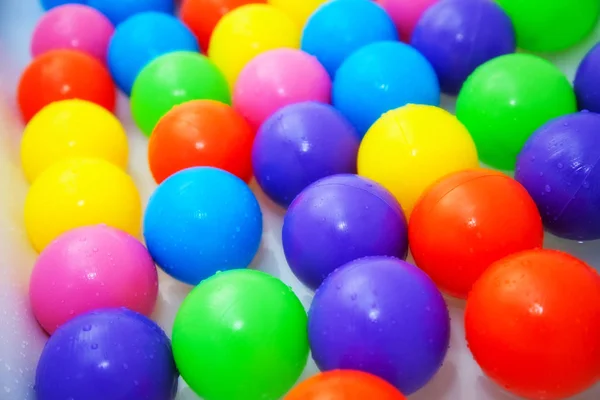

377,0,439,42
31,4,115,62
29,224,158,334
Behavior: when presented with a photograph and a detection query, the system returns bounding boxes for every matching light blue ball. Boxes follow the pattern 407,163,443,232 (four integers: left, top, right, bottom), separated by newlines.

107,12,199,96
301,0,398,78
333,41,440,136
40,0,85,10
86,0,175,26
144,167,263,286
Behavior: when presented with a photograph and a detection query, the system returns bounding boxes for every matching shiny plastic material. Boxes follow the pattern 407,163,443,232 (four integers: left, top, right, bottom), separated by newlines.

409,169,544,299
465,249,600,400
172,269,308,400
574,42,600,113
86,0,176,26
456,53,577,171
376,0,439,42
268,0,328,28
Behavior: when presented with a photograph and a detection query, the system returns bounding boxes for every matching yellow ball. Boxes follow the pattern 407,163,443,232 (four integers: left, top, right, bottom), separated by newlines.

357,104,479,217
208,4,300,88
268,0,328,28
24,157,141,252
20,99,128,183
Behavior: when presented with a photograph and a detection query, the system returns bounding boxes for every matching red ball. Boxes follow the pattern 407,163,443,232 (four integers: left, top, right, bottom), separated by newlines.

465,249,600,400
409,168,543,298
148,99,255,184
285,370,407,400
17,49,116,122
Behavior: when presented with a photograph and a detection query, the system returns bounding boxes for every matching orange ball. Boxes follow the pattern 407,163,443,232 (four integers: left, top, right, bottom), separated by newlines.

409,168,543,298
180,0,266,52
148,99,255,184
465,249,600,400
18,49,116,122
285,370,407,400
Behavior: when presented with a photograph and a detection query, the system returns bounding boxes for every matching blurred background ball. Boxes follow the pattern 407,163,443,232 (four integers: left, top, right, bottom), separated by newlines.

301,0,398,78
409,169,543,298
29,225,158,334
253,102,359,208
86,0,176,26
35,308,178,400
143,167,262,285
333,41,439,136
309,256,450,395
515,112,600,241
465,249,600,400
233,48,331,130
411,0,516,95
574,42,600,113
283,174,408,290
456,53,577,171
172,269,308,400
41,0,86,10
268,0,328,28
376,0,439,42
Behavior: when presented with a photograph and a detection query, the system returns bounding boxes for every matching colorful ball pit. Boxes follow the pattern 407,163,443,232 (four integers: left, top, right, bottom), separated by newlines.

86,0,176,26
376,0,439,42
575,42,600,113
268,0,328,28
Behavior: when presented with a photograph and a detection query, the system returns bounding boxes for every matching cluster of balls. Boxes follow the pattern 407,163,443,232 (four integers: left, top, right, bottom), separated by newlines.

15,0,600,399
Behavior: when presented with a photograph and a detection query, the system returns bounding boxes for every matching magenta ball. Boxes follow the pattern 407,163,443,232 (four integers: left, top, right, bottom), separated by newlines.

31,4,115,62
29,224,159,334
282,174,408,290
252,101,359,208
233,48,331,130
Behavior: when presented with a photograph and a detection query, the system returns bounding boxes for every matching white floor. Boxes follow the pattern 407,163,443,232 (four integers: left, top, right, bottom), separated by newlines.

0,1,598,399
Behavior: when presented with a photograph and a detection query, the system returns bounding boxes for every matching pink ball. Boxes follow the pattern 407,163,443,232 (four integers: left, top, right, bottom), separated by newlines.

233,48,331,130
377,0,439,42
29,224,159,334
31,4,115,62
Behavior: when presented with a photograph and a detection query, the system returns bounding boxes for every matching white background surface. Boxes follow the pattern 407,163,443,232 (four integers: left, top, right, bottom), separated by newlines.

0,1,599,399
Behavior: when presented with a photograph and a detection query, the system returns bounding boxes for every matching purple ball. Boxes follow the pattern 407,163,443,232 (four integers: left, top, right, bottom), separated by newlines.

411,0,515,95
252,101,360,208
308,256,450,395
574,42,600,113
282,174,408,290
515,111,600,241
35,308,178,400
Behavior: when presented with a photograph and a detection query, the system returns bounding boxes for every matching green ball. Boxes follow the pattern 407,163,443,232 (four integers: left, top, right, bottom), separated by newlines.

456,53,576,171
496,0,599,52
172,269,309,400
130,51,230,136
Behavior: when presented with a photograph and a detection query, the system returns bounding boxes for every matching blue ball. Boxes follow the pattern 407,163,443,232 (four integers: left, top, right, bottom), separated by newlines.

301,0,398,78
144,167,263,285
333,41,440,136
86,0,175,26
40,0,85,9
107,12,199,95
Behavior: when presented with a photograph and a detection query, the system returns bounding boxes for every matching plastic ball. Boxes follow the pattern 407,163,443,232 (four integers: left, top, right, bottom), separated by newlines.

208,4,300,88
35,308,178,400
376,0,439,42
411,0,515,95
29,225,158,334
409,169,543,299
333,41,440,136
456,53,577,171
358,104,478,217
86,0,176,26
301,0,398,78
130,51,230,136
285,370,407,400
515,112,600,241
149,100,255,184
24,158,141,253
20,99,128,183
283,174,408,290
574,42,600,113
309,256,450,395
17,49,116,122
253,102,359,208
144,167,262,285
465,249,600,400
108,12,199,96
172,269,308,400
31,4,114,62
233,48,331,129
41,0,86,10
180,0,266,52
495,0,600,53
268,0,328,28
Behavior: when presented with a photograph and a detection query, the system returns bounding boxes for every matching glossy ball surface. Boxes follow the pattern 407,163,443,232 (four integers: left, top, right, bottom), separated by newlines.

574,42,600,113
87,0,176,25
